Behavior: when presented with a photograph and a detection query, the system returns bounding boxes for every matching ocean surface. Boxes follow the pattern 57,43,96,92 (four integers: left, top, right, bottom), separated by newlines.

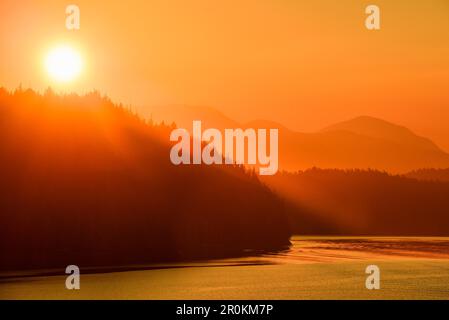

1,236,449,299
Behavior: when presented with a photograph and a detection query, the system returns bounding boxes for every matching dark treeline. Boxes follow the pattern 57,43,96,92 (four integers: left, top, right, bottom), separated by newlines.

0,88,291,271
262,168,449,236
405,168,449,182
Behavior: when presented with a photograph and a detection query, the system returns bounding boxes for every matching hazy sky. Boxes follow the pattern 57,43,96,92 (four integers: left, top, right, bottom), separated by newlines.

1,0,449,150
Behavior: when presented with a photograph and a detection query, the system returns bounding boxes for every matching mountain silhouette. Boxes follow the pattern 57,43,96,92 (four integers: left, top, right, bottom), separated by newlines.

322,115,443,153
147,105,449,173
141,105,239,131
276,117,449,173
2,88,448,272
0,88,291,271
262,168,449,236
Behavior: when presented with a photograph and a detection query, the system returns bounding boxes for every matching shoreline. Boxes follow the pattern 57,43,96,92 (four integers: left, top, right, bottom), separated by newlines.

2,236,449,281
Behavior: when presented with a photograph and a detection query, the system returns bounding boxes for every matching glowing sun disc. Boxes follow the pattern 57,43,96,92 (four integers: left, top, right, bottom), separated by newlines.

45,46,82,82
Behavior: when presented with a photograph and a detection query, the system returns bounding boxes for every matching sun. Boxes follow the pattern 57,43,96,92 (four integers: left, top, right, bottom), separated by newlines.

45,45,83,82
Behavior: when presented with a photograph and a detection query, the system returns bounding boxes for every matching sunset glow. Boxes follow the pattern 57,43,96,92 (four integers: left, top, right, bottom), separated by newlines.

1,0,449,302
45,46,82,82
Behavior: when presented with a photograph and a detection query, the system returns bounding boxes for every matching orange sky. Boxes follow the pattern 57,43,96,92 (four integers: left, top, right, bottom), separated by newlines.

1,0,449,150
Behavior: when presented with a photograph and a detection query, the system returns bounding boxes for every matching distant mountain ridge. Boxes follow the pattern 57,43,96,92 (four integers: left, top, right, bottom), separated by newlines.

144,105,449,173
321,115,444,153
142,105,239,130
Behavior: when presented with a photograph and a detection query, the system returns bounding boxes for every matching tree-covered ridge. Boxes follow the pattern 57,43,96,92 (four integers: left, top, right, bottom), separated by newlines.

263,168,449,236
0,88,291,271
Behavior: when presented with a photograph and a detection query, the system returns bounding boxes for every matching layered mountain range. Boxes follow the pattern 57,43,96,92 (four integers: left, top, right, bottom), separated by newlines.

144,105,449,173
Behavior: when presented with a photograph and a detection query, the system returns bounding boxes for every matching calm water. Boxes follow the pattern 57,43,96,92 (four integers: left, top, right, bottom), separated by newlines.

2,236,449,299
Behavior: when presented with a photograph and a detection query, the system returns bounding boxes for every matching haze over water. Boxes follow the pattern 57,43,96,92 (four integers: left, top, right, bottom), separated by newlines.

2,236,449,300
